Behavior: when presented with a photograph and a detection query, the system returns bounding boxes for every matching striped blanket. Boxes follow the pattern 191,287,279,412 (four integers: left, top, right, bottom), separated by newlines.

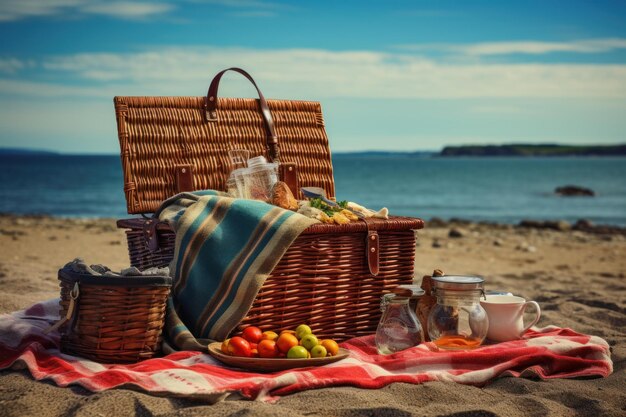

0,300,613,403
155,191,317,348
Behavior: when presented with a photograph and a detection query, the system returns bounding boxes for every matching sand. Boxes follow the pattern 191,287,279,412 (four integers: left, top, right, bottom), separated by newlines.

0,214,624,417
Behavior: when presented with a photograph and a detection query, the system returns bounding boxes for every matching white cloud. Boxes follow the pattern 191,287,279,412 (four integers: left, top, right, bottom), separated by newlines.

0,0,173,21
0,0,285,21
27,46,626,99
81,2,174,19
229,10,276,17
0,79,111,97
470,105,523,114
0,58,27,73
398,38,626,56
194,0,281,8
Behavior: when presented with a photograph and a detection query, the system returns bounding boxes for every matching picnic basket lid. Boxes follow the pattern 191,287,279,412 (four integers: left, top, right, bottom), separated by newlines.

114,68,335,215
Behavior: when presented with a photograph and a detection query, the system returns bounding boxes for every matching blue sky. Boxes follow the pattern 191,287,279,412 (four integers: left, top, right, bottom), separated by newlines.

0,0,625,153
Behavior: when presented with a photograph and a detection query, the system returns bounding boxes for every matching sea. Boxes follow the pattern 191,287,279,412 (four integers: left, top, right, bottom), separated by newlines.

1,154,625,226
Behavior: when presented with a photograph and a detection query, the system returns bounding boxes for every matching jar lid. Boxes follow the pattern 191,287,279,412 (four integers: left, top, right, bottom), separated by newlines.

392,285,425,298
247,156,268,167
431,275,484,291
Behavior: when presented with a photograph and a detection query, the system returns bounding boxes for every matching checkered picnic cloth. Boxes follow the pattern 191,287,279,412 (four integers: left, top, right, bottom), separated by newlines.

0,299,612,403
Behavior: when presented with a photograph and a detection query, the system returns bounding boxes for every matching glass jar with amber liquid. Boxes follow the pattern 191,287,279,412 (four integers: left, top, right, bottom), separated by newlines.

427,275,488,350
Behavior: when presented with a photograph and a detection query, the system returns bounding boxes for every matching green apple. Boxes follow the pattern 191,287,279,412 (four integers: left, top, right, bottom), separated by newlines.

287,345,308,359
300,334,319,351
295,324,312,340
310,344,327,358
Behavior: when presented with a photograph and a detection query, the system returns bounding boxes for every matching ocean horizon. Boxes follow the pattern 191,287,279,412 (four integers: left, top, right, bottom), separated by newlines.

1,154,625,226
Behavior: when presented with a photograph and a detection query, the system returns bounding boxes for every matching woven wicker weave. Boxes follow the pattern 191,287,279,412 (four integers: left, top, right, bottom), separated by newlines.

118,216,423,341
59,271,171,363
115,96,334,214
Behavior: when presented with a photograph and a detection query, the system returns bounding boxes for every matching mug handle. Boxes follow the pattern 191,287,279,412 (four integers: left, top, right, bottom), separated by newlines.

522,301,541,333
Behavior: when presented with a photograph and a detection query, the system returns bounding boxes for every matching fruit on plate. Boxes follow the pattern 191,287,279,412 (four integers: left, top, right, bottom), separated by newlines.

218,324,340,359
258,339,280,358
277,332,299,353
320,339,340,356
241,326,263,344
287,345,309,359
261,330,279,341
300,334,319,351
310,344,327,358
227,336,252,357
221,338,230,354
295,324,312,340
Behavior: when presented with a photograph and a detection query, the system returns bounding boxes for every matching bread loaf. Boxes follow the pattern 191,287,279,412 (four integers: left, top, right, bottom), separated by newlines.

271,181,298,211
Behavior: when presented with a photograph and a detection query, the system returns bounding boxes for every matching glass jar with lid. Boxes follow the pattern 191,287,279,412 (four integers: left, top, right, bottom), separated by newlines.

375,291,424,354
242,155,278,202
427,275,489,350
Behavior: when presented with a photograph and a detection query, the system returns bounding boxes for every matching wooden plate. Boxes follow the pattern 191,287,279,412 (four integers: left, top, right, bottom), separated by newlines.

207,342,350,372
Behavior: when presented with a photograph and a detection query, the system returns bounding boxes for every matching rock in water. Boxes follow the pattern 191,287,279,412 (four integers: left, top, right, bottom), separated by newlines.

555,185,595,197
271,181,298,211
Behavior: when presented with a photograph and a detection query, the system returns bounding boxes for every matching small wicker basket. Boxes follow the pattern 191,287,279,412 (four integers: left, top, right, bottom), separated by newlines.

58,265,172,363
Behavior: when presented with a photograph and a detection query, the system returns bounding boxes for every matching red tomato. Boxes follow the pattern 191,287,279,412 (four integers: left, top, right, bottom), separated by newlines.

227,336,252,357
257,339,279,358
241,326,263,344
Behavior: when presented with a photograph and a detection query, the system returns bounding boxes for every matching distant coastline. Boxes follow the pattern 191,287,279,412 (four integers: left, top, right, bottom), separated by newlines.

439,144,626,157
0,148,59,156
3,145,626,158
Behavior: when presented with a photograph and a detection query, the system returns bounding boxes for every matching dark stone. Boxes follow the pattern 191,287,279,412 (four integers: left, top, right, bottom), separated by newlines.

448,228,466,238
553,220,572,231
518,220,570,231
555,185,595,197
427,217,448,228
448,218,472,225
574,219,594,230
518,220,543,229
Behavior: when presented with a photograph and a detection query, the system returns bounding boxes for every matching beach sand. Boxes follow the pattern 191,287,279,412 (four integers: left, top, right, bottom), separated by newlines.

0,214,624,416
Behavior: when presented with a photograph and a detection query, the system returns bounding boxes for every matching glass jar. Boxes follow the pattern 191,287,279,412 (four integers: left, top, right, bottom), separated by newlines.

226,149,250,198
375,293,424,354
427,275,489,350
242,156,278,202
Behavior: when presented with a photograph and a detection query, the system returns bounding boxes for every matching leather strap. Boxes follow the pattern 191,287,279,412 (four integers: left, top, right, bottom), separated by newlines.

204,67,279,162
175,164,194,193
143,218,161,252
278,162,299,197
367,230,380,276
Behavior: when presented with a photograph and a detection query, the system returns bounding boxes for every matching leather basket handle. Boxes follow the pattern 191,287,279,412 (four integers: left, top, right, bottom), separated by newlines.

204,67,279,162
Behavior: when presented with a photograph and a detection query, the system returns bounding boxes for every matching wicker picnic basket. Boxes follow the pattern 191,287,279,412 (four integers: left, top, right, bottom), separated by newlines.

58,265,172,363
114,68,424,341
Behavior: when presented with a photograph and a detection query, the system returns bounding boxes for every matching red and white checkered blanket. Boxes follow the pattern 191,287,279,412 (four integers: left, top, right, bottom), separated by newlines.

0,300,612,403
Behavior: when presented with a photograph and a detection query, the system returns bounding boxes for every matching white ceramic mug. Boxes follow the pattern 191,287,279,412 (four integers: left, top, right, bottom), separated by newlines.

480,295,541,342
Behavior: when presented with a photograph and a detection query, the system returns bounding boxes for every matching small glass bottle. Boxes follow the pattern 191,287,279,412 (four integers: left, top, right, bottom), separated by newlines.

375,293,424,354
427,275,489,350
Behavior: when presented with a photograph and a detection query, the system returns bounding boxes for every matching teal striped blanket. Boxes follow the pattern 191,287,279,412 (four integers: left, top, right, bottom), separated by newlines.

155,191,317,350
